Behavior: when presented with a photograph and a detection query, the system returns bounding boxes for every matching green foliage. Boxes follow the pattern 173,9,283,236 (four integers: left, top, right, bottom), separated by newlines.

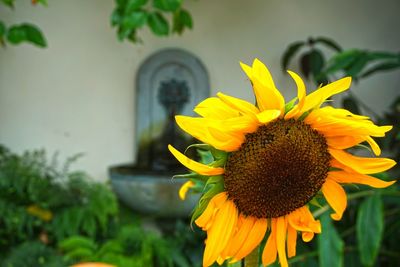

281,36,342,85
0,145,118,262
318,50,400,82
0,1,48,48
357,194,384,266
0,145,205,267
111,0,193,44
60,221,204,267
7,23,47,47
318,213,344,267
2,241,67,267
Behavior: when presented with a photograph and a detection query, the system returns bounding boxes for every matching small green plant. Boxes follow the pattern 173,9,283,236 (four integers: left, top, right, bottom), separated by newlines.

0,0,47,47
111,0,193,44
59,221,204,267
0,145,118,263
281,36,342,85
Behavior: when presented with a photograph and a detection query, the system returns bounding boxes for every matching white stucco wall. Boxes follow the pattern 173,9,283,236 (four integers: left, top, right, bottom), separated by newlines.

1,0,399,180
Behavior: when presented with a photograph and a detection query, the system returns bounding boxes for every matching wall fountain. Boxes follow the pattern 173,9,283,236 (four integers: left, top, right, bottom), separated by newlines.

109,48,209,218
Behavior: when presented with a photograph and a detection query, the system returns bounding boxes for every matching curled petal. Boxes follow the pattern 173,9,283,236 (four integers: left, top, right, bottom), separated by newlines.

179,181,194,200
328,171,396,188
329,148,396,174
285,70,306,119
168,145,224,176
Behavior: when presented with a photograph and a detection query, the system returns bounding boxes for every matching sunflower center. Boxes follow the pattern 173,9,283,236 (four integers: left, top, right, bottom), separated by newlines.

224,118,330,218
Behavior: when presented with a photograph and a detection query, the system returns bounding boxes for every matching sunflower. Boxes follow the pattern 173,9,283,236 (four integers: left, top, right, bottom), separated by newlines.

168,59,396,267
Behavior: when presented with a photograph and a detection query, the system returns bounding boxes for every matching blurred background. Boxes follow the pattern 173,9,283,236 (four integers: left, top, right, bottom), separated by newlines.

0,0,399,267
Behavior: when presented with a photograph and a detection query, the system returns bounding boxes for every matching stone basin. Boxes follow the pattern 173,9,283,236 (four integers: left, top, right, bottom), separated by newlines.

109,164,198,218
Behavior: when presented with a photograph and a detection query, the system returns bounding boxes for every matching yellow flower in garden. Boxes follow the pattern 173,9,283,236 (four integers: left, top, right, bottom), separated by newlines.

168,59,396,267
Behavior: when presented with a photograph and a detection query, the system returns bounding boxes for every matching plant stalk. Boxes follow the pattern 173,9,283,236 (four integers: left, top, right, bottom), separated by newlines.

244,245,260,267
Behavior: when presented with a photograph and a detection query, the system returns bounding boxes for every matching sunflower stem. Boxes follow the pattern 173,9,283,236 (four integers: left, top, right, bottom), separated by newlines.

244,245,260,267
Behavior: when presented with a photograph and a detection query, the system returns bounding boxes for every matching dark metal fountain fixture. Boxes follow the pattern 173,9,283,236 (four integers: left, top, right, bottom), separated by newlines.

109,49,209,218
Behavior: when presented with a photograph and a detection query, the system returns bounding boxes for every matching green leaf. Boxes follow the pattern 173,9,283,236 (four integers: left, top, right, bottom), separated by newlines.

345,52,369,77
301,50,324,80
7,23,47,47
1,0,14,8
125,0,148,13
281,41,305,71
315,37,342,52
122,11,147,28
35,0,48,6
0,21,5,36
366,51,399,61
180,9,193,29
172,9,193,34
154,0,182,12
323,49,362,75
309,49,325,76
147,12,169,36
59,236,97,252
111,9,123,26
117,26,132,41
0,21,5,45
318,213,344,267
357,194,384,267
360,61,400,78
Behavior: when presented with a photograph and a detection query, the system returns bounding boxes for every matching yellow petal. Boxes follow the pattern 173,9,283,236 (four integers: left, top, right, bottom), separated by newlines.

329,148,396,174
207,127,244,152
328,171,396,188
179,181,194,200
194,97,240,119
305,107,391,138
302,232,315,242
203,199,238,267
287,224,297,258
175,116,244,151
276,216,289,267
239,61,253,79
224,215,256,259
262,219,277,266
322,178,347,221
256,109,281,123
168,145,224,176
210,115,259,133
195,192,227,230
285,70,306,119
217,92,259,115
300,77,352,113
365,136,381,156
232,218,267,262
326,135,366,150
248,59,285,112
287,206,321,233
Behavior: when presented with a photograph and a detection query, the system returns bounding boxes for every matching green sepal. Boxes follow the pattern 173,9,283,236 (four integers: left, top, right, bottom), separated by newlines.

186,143,228,161
204,175,223,187
284,97,298,114
298,110,311,121
309,196,323,208
172,172,208,182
